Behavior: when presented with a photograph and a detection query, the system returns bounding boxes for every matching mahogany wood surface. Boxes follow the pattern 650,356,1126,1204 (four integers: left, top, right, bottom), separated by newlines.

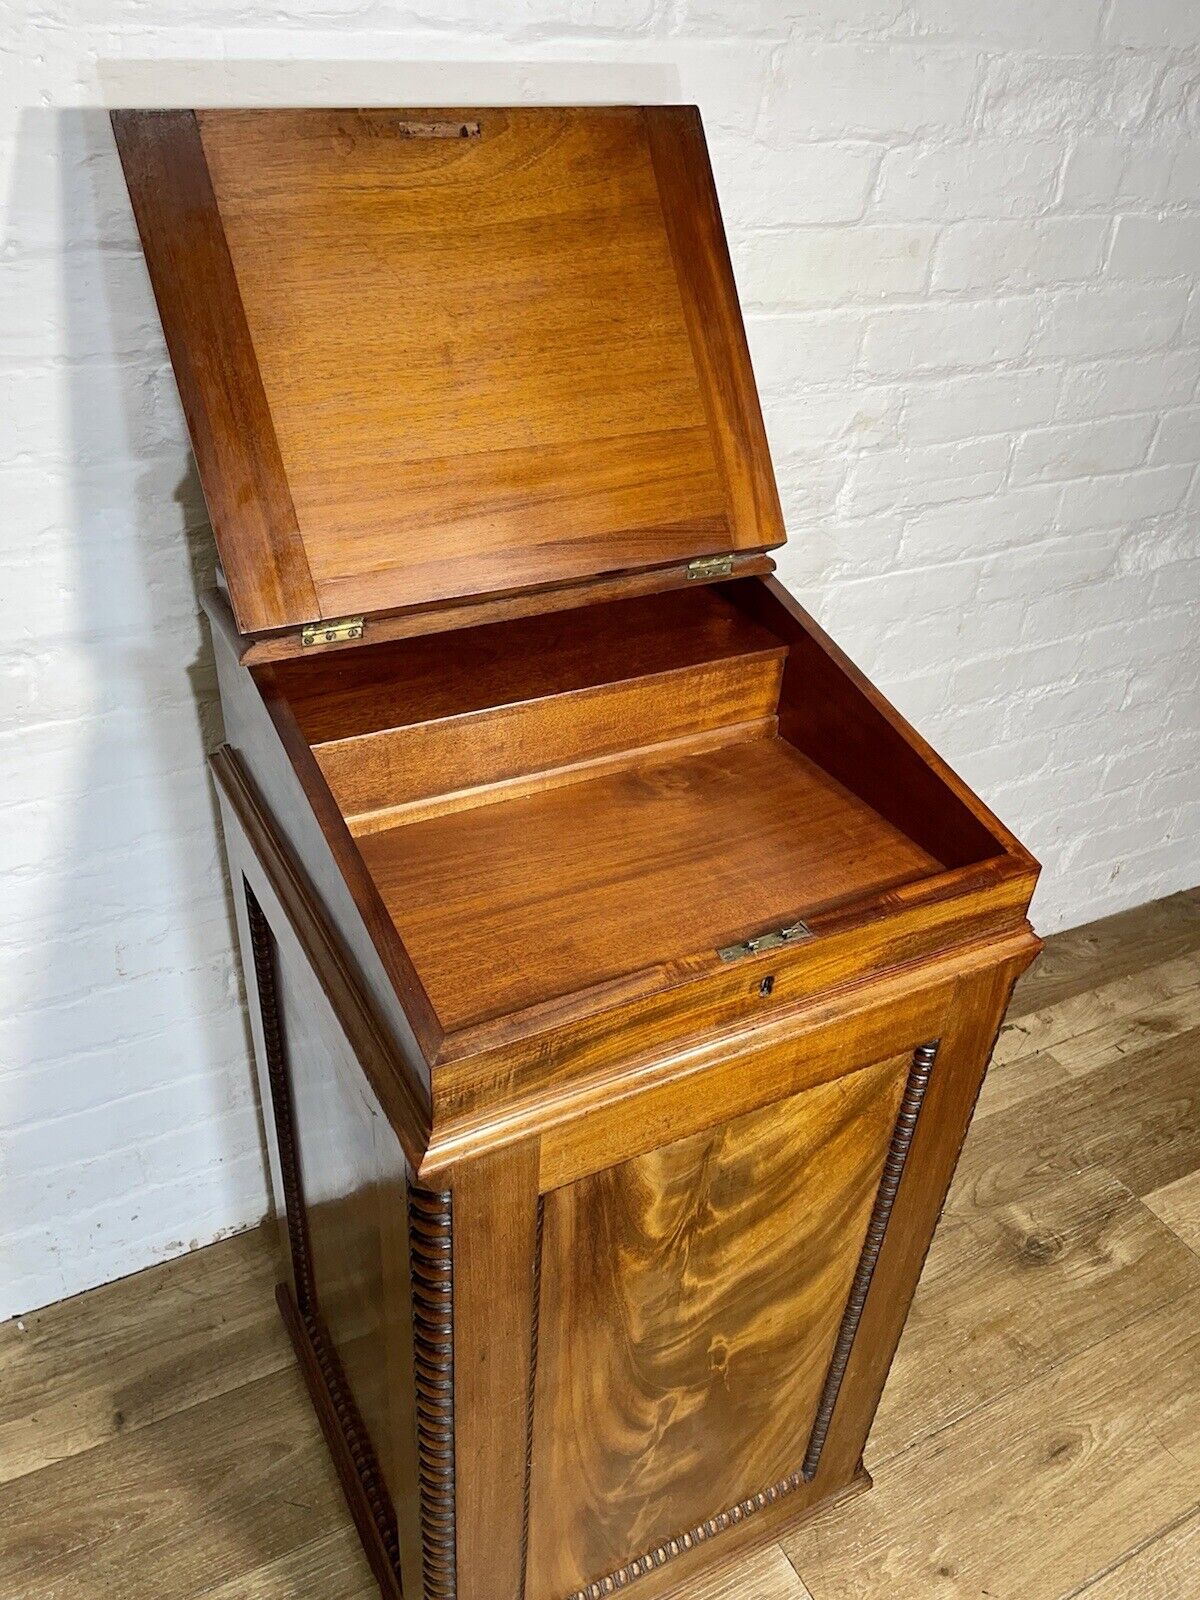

110,111,317,636
357,735,944,1033
526,1052,911,1600
114,107,785,635
275,590,783,746
726,577,1032,870
449,1146,541,1600
236,554,778,665
290,590,786,823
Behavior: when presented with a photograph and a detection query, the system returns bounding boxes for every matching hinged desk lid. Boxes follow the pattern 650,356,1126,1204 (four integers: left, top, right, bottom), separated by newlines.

113,106,786,637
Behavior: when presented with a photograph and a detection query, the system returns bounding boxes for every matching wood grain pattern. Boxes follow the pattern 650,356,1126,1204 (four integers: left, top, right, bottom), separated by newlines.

110,111,317,635
1007,885,1200,1019
246,886,316,1310
645,107,785,555
358,736,944,1033
786,1286,1200,1600
277,589,783,747
946,1022,1200,1220
279,1288,403,1600
526,1052,912,1600
0,1228,287,1488
724,577,1030,871
306,628,786,826
1143,1168,1200,1256
1074,1507,1200,1599
0,1364,354,1600
156,106,784,628
450,1144,541,1600
868,1164,1200,1466
206,592,442,1085
237,554,778,664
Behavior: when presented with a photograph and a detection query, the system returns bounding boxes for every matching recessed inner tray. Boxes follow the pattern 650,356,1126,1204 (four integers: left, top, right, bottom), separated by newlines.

271,584,998,1038
355,736,940,1031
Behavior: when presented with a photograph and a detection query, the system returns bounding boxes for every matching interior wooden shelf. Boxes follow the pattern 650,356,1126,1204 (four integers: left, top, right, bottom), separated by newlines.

267,581,1001,1040
355,734,944,1032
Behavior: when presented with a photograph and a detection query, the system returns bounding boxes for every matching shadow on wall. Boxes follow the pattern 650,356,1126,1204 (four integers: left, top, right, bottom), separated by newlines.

2,105,263,1319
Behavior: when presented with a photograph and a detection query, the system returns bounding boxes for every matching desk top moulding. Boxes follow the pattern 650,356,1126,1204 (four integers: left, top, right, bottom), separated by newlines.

112,104,1040,1600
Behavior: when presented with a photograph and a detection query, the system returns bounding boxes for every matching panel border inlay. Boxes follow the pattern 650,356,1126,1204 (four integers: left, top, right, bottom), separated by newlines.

801,1038,940,1480
566,1472,805,1600
243,881,404,1598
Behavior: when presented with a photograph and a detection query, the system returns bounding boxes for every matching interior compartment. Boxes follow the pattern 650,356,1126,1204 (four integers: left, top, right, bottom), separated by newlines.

269,582,1004,1034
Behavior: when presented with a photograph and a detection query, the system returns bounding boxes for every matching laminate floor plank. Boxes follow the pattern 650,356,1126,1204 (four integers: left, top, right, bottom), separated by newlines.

0,1227,288,1486
1007,887,1200,1019
1142,1167,1200,1256
973,1044,1070,1121
1070,1506,1200,1599
995,950,1200,1080
0,1365,350,1600
946,1023,1200,1218
196,1526,376,1600
661,1544,814,1599
784,1287,1200,1600
868,1165,1200,1464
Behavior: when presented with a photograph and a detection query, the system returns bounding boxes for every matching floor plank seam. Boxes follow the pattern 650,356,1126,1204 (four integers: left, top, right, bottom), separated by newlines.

1060,1501,1200,1599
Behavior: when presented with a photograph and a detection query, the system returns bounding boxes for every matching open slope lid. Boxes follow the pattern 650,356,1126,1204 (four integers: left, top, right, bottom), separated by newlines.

112,104,787,642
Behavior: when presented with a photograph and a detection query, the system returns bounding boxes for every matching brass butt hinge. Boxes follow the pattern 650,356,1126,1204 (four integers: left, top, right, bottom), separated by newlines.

718,920,813,963
300,616,364,647
687,554,734,580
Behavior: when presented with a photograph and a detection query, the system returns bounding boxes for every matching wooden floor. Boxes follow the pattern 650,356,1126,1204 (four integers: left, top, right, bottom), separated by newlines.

3,889,1199,1599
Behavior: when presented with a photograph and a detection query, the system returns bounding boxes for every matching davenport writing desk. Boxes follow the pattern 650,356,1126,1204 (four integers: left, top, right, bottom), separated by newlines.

113,106,1040,1600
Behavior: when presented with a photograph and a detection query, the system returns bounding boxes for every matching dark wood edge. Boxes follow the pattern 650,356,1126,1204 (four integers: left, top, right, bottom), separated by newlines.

236,554,778,662
409,1185,458,1600
521,1196,546,1597
244,877,404,1597
728,575,1040,871
645,106,786,553
205,587,445,1067
801,1039,939,1480
110,110,318,634
255,659,446,1063
435,852,1035,1069
244,885,316,1310
278,1286,404,1600
211,743,433,1164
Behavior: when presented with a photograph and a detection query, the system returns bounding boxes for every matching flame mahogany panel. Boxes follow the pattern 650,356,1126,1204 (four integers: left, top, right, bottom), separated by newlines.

526,1050,913,1600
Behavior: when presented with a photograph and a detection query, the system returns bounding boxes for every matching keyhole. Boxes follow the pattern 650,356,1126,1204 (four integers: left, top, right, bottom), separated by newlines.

759,975,775,998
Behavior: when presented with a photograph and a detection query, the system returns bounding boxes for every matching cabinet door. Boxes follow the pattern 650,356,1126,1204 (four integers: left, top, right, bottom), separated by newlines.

526,1044,933,1600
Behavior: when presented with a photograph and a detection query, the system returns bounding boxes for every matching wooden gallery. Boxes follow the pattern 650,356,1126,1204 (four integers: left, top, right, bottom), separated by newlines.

113,105,1040,1600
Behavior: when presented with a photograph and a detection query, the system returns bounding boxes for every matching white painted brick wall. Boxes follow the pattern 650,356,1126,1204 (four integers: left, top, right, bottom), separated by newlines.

2,0,1199,1320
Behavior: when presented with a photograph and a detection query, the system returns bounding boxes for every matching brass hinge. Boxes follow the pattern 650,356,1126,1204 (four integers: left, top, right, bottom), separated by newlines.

300,616,364,647
718,920,813,963
687,554,734,580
